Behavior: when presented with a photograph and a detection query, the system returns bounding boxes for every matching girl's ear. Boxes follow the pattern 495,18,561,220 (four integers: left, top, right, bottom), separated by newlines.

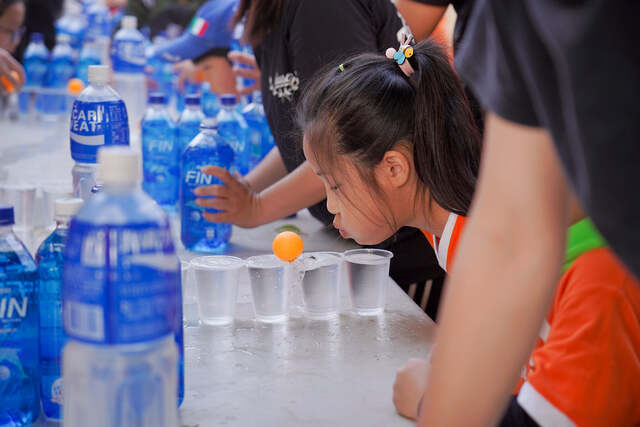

375,147,412,189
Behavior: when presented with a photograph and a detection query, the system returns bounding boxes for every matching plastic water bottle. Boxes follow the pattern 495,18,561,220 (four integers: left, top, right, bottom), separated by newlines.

19,33,49,116
41,34,76,117
176,94,204,155
0,205,39,427
85,0,111,65
112,15,147,131
201,82,220,118
77,37,102,85
62,147,181,427
147,35,174,99
55,2,88,51
142,93,178,212
242,91,274,170
70,65,130,200
216,95,249,175
181,118,235,253
231,22,255,103
35,197,84,421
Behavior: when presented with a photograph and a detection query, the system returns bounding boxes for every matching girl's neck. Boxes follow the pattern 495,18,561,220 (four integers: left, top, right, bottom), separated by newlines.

405,197,451,238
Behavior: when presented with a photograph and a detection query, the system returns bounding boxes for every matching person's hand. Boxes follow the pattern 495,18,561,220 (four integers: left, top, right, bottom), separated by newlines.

393,358,430,420
227,50,261,95
0,48,25,94
174,59,197,92
193,166,264,228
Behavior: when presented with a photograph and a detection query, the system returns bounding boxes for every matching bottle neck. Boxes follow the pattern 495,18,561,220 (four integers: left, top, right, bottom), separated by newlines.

55,218,71,230
103,182,138,194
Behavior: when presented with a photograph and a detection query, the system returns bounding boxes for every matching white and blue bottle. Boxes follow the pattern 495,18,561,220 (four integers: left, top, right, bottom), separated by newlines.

142,92,178,212
77,37,102,85
70,65,130,200
176,93,204,155
35,197,84,422
216,95,248,175
181,118,235,253
0,205,39,427
242,90,274,170
111,15,147,131
62,147,180,427
19,32,49,116
85,0,111,64
201,82,220,119
41,33,75,117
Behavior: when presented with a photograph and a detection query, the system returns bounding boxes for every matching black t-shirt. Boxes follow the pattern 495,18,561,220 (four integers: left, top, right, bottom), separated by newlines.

409,0,473,52
253,0,409,225
455,0,640,279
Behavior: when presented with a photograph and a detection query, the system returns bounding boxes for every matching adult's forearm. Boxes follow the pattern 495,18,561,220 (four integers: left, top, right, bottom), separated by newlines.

245,146,288,193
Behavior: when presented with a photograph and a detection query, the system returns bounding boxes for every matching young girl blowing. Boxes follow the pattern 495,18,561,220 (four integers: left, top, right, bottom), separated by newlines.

297,39,640,426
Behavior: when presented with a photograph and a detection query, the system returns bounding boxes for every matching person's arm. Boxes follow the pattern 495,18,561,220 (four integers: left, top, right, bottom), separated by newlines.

194,160,326,228
394,0,447,41
243,146,288,193
418,113,570,426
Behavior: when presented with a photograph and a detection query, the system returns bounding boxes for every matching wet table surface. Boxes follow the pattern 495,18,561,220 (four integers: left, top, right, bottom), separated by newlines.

1,119,437,426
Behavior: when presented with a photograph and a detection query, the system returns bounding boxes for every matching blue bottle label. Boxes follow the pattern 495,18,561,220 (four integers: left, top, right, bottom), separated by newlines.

63,221,179,344
24,57,48,87
142,128,179,205
70,100,130,163
111,39,145,73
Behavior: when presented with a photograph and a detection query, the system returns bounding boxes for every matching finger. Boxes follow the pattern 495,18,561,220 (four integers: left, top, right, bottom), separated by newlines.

193,184,228,198
195,197,227,210
232,66,261,81
201,166,237,187
6,56,25,87
227,51,258,68
237,83,260,96
203,211,232,224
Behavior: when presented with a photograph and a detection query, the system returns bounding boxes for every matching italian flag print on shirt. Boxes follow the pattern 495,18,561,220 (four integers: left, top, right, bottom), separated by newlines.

189,17,209,37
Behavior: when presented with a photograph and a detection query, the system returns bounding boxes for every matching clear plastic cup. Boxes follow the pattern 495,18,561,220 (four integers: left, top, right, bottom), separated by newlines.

344,249,394,315
246,255,290,322
191,256,244,326
0,183,37,230
298,252,342,319
181,260,199,327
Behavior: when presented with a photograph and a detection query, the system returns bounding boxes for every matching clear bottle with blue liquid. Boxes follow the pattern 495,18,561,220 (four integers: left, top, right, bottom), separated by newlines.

142,93,179,212
41,33,76,117
62,147,181,427
70,65,130,200
201,82,220,119
55,1,88,51
85,0,112,65
181,118,235,253
77,37,102,85
36,197,84,422
242,90,274,170
111,15,147,131
19,32,49,117
216,95,249,175
177,94,204,155
0,205,39,427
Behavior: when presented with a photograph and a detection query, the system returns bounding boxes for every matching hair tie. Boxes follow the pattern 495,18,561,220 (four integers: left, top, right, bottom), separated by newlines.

385,34,416,77
338,64,345,72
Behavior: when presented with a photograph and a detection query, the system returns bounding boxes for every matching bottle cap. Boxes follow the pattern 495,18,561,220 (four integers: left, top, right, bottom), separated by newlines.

88,65,109,84
30,33,44,43
54,198,83,220
98,147,140,186
121,15,138,30
148,92,166,105
0,205,14,226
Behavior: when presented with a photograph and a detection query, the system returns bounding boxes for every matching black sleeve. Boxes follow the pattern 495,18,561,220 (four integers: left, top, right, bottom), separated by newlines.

498,396,540,427
288,0,405,84
406,0,450,5
454,0,540,127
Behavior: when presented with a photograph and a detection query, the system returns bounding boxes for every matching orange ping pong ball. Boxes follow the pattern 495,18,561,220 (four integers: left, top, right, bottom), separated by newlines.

272,231,303,262
0,70,21,93
68,78,85,95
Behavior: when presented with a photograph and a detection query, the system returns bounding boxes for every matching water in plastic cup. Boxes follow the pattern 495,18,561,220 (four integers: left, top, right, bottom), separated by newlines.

298,252,342,319
344,249,393,315
191,256,244,325
181,260,199,327
0,183,37,229
246,254,290,322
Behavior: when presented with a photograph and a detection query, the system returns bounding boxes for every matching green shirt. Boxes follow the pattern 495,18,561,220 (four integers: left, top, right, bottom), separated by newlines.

563,218,608,272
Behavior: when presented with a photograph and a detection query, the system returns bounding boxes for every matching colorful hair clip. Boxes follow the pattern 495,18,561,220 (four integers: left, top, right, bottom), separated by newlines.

385,33,416,77
338,64,345,72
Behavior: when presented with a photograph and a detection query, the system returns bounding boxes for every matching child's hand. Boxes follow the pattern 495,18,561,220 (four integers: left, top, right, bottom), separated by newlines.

194,166,264,228
227,51,261,95
393,358,430,420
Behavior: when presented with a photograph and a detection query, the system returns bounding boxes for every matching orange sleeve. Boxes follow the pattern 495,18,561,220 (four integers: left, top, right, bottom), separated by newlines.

521,250,640,427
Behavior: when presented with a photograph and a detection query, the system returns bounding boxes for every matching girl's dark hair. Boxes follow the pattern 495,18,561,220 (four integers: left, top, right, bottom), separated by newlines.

0,0,23,16
297,39,482,218
231,0,286,46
